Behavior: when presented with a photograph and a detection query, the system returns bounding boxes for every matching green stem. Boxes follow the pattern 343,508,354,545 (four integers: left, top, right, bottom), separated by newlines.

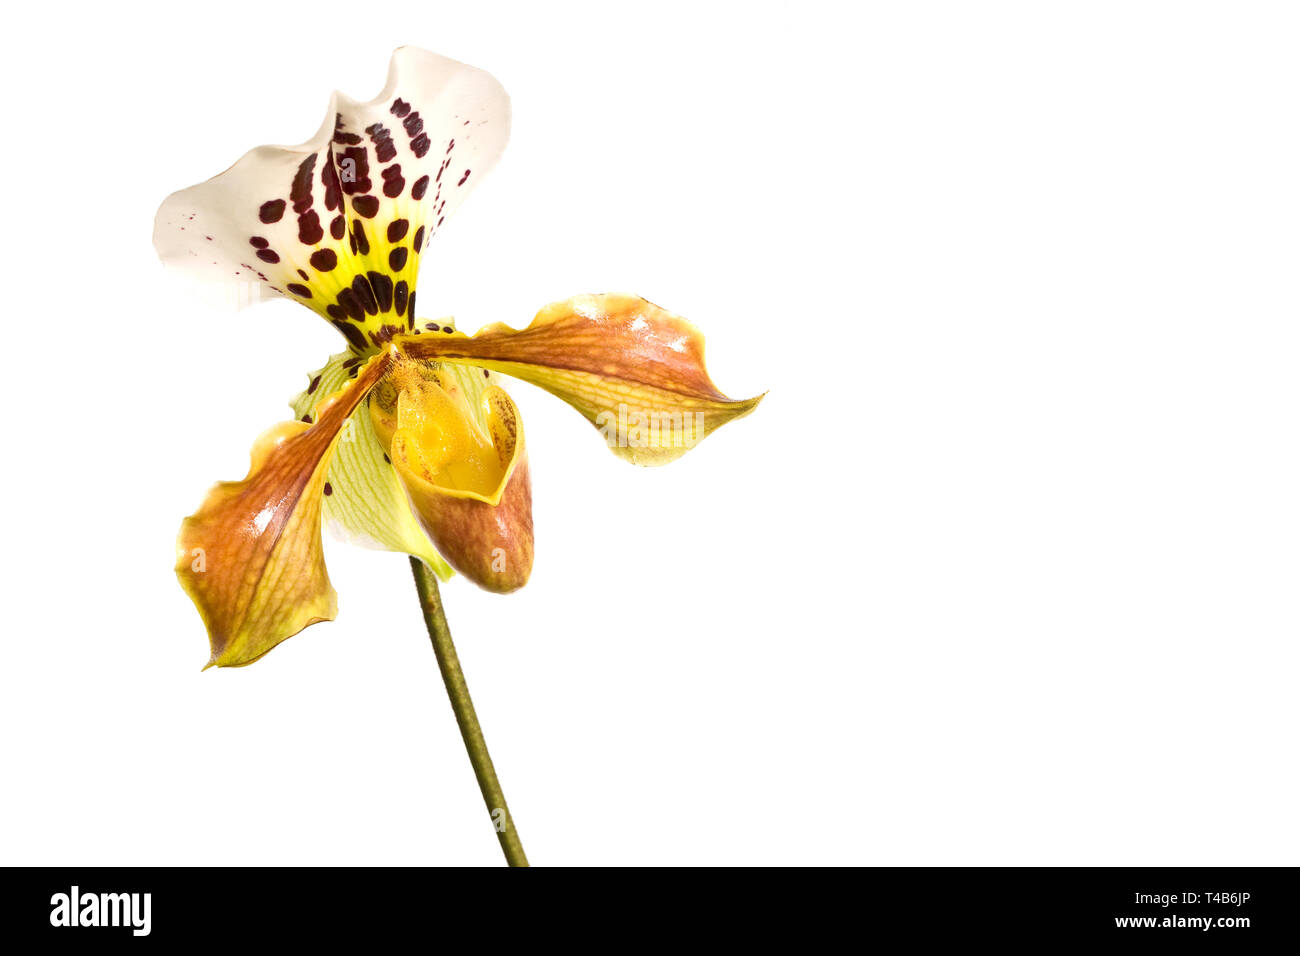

409,556,529,868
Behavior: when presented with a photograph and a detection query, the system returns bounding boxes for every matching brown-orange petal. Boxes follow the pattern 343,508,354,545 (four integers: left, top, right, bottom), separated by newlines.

176,352,392,667
397,293,762,465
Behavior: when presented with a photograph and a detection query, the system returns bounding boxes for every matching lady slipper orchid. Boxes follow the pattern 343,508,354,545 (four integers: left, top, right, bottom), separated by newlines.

155,47,761,671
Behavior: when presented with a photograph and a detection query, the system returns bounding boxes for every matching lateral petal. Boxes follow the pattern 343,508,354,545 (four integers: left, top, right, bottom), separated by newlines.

177,353,391,667
398,294,762,465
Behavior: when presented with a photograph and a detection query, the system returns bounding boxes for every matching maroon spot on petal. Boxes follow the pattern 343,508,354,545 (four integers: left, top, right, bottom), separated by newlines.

412,225,425,252
389,247,408,271
425,322,440,331
366,122,397,164
302,414,313,423
326,304,346,321
394,280,408,317
351,221,371,256
249,236,269,248
291,154,317,214
391,98,411,118
298,269,310,281
287,283,312,298
323,482,333,495
338,146,371,194
333,114,362,146
407,291,416,323
353,195,380,218
367,271,394,313
259,199,286,223
411,175,429,200
351,220,370,255
352,274,378,314
337,289,365,321
307,374,322,394
297,209,324,245
310,248,338,271
321,159,342,211
334,320,369,352
411,132,430,158
256,248,280,264
457,169,471,186
381,165,405,198
387,219,409,242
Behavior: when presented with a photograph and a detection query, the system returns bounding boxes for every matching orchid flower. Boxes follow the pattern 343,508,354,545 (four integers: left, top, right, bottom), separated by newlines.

154,47,761,671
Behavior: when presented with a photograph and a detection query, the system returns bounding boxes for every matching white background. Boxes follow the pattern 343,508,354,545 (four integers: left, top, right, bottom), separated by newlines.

1,1,1297,866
